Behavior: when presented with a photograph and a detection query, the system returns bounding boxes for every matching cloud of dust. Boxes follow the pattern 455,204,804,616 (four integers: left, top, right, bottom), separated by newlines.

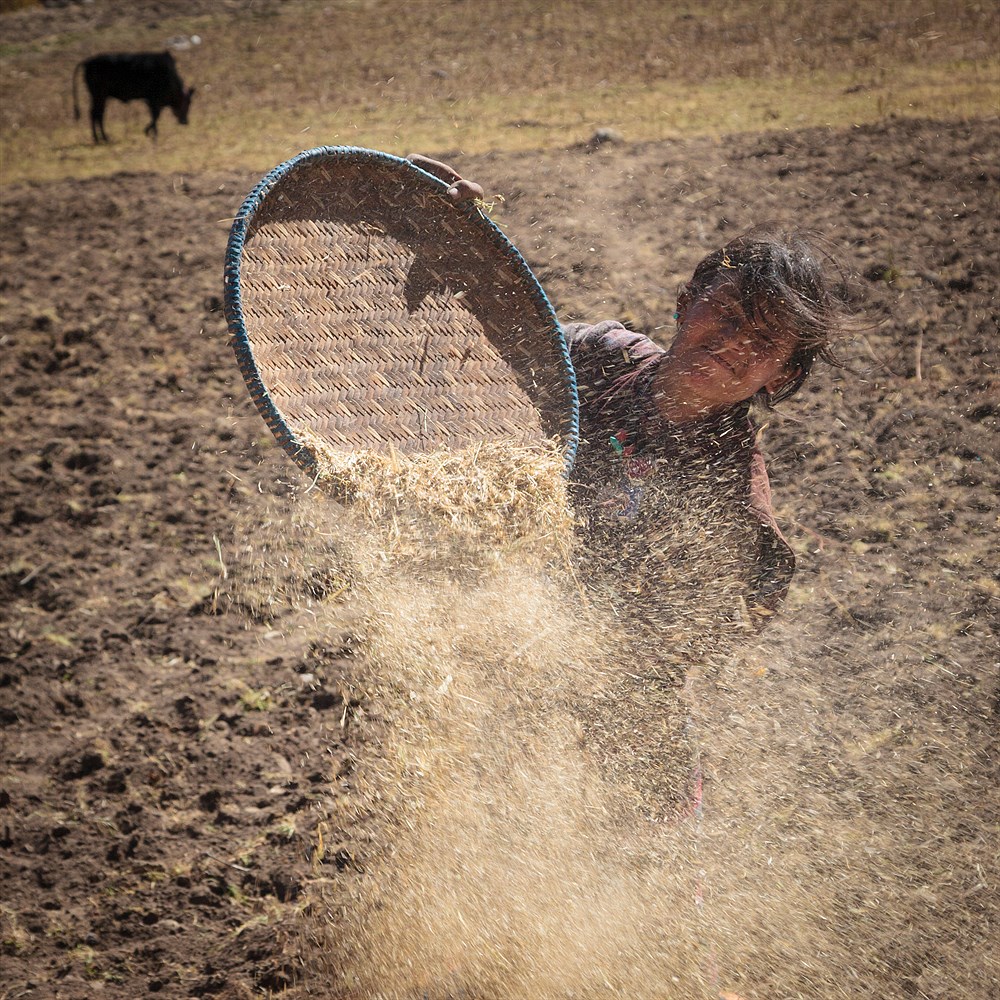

678,625,998,1000
227,461,723,999
225,452,996,1000
328,572,708,999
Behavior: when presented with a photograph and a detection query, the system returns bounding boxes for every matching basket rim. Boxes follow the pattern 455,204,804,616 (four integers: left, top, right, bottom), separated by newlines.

222,145,579,476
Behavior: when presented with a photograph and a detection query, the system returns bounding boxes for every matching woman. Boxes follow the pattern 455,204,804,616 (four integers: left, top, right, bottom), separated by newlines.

410,154,848,637
565,230,846,638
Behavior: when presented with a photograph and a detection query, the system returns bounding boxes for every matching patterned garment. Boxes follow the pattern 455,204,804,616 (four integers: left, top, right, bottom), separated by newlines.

563,320,795,637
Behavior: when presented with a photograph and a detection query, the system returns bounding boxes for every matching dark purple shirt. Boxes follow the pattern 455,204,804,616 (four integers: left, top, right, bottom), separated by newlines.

563,320,795,630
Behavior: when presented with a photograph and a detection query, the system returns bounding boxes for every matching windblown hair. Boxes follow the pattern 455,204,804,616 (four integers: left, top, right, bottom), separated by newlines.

680,227,853,405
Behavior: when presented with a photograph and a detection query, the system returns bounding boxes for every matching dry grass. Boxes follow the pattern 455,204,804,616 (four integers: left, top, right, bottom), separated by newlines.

1,0,997,183
229,464,709,999
301,434,574,551
221,434,791,998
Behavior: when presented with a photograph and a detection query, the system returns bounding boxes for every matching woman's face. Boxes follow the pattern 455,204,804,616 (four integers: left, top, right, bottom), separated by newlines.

654,274,802,424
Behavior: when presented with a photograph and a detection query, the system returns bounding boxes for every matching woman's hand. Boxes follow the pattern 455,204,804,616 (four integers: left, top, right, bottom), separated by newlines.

407,154,485,202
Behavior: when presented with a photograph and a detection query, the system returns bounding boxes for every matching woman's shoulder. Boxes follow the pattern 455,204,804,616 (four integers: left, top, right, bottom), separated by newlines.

562,320,664,362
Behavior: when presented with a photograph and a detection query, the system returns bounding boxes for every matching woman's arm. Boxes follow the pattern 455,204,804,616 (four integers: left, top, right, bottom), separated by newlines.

406,154,484,202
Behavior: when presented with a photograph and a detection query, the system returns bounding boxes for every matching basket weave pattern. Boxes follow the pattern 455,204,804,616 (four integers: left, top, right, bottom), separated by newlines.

225,150,577,471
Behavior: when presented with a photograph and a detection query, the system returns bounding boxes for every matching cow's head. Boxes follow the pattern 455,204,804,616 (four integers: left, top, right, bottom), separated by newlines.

173,86,196,125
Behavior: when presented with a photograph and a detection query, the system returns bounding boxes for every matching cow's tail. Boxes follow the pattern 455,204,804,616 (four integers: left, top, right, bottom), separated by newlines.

72,60,83,120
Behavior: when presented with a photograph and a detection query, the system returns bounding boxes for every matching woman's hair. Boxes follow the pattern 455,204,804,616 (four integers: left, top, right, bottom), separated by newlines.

680,227,853,405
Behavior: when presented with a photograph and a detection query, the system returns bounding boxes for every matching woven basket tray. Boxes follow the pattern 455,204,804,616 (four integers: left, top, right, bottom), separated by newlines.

223,146,579,475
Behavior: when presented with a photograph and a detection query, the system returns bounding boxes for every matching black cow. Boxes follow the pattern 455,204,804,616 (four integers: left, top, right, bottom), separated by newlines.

72,51,195,143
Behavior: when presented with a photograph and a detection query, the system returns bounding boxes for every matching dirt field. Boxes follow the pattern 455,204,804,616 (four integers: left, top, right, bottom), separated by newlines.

2,3,998,1000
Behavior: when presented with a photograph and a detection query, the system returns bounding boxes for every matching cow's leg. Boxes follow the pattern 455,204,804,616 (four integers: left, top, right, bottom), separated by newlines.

144,101,162,139
89,97,109,143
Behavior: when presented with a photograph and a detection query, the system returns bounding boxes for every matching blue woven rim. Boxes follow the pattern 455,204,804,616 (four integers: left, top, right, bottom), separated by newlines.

223,145,579,476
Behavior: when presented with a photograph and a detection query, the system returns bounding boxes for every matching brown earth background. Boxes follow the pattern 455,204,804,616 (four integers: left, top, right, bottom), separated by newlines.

1,2,998,999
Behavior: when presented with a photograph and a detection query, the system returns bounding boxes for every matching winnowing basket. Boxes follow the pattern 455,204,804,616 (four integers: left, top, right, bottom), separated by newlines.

223,146,579,475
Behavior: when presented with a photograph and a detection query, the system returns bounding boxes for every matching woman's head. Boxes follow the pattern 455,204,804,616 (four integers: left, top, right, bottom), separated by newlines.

655,228,849,424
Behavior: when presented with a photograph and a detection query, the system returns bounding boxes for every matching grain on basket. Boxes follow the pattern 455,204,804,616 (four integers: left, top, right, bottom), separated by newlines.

297,431,577,549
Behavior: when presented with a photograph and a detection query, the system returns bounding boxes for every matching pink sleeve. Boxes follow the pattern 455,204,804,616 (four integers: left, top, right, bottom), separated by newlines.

749,447,781,536
746,444,796,630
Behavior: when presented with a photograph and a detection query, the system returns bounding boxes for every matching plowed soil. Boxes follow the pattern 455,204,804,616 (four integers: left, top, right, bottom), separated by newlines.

1,26,997,999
